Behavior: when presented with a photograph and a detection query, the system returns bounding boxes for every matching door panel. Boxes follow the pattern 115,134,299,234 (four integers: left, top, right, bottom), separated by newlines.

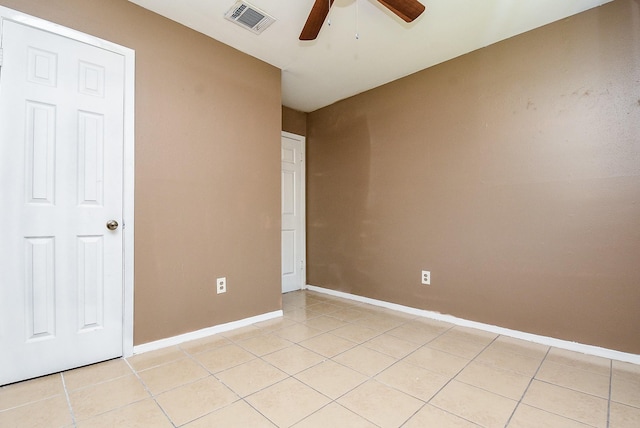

0,19,126,385
281,133,305,293
24,237,56,341
282,229,296,278
77,235,105,331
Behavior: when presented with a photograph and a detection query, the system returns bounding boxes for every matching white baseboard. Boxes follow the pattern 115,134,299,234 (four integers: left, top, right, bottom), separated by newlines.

306,284,640,365
132,310,283,355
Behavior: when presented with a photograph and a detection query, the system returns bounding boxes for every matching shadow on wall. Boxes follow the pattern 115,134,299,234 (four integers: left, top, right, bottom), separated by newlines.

307,113,375,294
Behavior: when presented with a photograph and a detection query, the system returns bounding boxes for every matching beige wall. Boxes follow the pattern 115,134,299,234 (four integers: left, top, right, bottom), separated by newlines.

282,106,307,136
0,0,283,345
307,0,640,353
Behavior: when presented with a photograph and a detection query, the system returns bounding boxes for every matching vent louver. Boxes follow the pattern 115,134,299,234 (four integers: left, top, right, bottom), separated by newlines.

224,1,275,34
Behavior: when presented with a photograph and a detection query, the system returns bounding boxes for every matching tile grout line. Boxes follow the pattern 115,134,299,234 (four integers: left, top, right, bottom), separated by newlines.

502,344,551,427
239,397,281,427
606,359,612,428
59,372,78,428
506,348,613,427
180,332,304,427
517,379,610,428
122,358,177,427
235,337,339,427
388,321,468,426
284,299,415,427
363,322,489,428
421,332,500,427
168,299,323,426
180,345,251,417
290,303,389,423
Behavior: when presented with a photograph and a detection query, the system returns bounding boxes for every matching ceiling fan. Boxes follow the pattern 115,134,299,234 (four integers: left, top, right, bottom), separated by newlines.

300,0,426,40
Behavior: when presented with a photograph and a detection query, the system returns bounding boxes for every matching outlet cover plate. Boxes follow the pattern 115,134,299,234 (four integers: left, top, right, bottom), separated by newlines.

217,277,227,294
421,270,430,285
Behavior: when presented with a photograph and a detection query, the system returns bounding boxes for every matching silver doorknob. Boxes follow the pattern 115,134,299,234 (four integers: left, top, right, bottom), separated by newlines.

106,220,119,231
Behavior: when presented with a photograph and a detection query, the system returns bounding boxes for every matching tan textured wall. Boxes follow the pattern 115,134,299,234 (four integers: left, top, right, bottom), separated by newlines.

282,106,307,136
0,0,282,345
307,0,640,353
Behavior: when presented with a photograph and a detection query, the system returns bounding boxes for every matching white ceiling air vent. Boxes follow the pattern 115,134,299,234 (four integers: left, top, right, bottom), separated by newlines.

224,1,275,35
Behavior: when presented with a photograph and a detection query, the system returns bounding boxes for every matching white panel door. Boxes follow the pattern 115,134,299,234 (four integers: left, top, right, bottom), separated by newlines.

0,19,126,385
281,133,305,293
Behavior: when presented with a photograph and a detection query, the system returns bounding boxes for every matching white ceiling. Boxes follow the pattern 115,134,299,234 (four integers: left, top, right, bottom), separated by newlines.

129,0,611,112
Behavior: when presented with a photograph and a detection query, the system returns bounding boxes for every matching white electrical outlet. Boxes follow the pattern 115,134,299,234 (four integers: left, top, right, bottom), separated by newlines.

421,270,431,285
216,277,227,294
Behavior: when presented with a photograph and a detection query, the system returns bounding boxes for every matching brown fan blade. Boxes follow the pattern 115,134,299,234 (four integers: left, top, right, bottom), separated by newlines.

300,0,335,41
377,0,425,23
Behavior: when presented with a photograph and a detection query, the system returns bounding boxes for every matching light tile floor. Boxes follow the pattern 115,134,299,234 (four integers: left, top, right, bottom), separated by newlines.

1,290,639,427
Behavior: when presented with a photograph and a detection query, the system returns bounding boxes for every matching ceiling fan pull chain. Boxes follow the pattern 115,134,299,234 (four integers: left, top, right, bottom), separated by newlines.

327,0,331,26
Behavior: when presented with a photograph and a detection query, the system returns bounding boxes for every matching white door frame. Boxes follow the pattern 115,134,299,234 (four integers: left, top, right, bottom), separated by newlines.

0,7,136,357
281,131,306,292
